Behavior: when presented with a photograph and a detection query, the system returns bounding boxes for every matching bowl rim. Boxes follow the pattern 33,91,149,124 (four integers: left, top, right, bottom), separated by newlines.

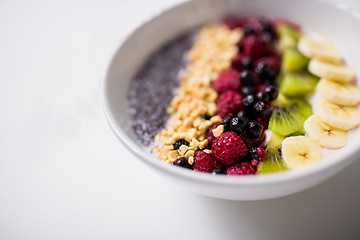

102,0,360,187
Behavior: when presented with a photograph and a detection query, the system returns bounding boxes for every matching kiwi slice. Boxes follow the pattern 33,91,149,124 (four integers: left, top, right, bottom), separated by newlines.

278,24,302,49
257,133,288,174
268,94,313,136
280,71,319,97
282,48,309,71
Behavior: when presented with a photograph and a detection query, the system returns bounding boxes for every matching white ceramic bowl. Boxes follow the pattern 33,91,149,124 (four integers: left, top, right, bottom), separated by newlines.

103,0,360,200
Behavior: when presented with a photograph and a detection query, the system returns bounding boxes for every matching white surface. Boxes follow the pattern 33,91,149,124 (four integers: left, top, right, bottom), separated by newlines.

0,0,359,239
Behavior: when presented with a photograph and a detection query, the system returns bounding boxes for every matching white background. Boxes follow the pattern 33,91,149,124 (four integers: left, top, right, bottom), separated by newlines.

0,0,359,239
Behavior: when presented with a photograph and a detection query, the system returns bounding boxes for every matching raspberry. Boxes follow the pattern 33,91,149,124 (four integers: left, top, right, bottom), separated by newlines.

216,91,243,118
256,147,266,161
223,16,245,29
226,162,256,175
243,18,263,35
193,150,215,172
205,123,220,148
255,56,281,73
212,132,248,166
213,70,241,94
238,36,270,60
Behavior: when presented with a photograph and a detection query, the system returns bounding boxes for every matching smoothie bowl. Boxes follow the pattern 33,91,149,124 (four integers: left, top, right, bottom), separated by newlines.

103,0,360,200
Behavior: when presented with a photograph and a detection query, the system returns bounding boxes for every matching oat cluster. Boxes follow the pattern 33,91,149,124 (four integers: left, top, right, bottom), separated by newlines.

154,24,242,164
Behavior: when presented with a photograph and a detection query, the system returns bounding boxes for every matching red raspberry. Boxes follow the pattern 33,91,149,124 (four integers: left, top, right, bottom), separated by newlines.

243,18,263,34
216,91,243,118
226,162,256,176
193,150,215,172
213,160,225,170
213,70,241,94
223,15,245,29
205,123,220,148
255,56,281,73
256,117,270,130
212,132,248,166
238,36,270,60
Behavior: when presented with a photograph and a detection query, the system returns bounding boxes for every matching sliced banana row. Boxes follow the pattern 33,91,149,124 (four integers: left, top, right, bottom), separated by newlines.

298,34,360,150
282,34,360,170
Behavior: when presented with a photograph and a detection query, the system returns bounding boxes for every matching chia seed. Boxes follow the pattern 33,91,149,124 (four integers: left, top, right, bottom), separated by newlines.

128,30,196,146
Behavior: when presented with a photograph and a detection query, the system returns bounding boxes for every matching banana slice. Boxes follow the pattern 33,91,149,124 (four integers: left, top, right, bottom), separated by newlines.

304,115,347,149
282,136,322,170
315,99,360,131
317,78,360,106
298,35,342,64
308,59,355,83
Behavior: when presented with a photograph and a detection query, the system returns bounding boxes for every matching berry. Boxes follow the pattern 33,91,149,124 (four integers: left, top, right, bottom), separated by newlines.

241,57,253,70
243,18,263,34
201,114,211,120
211,168,225,175
225,162,256,175
255,56,281,73
223,15,244,29
256,117,270,129
213,160,225,170
257,84,266,93
242,94,256,109
246,122,263,139
216,91,243,118
193,151,215,172
256,91,270,102
173,157,193,170
260,32,273,43
237,110,249,122
230,116,247,133
254,101,271,118
255,61,277,81
241,131,266,147
251,159,259,167
241,86,256,97
173,139,190,150
240,70,256,86
238,35,270,59
213,69,241,94
256,147,266,161
212,132,248,166
248,146,258,159
264,85,279,101
261,21,274,33
220,114,233,131
244,26,256,36
205,123,220,147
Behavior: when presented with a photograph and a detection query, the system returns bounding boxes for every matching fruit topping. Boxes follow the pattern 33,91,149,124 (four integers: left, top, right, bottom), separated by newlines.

216,91,243,118
193,150,215,172
173,157,193,170
212,132,248,166
213,69,242,94
279,71,319,97
282,136,322,170
173,139,190,150
225,162,256,175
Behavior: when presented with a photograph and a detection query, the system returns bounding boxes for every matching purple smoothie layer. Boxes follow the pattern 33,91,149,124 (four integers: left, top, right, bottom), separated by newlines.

128,31,196,146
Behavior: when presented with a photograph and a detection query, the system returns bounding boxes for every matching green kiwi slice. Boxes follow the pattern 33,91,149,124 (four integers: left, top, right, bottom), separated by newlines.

280,71,319,97
257,133,288,174
278,24,302,49
282,48,309,71
268,94,313,136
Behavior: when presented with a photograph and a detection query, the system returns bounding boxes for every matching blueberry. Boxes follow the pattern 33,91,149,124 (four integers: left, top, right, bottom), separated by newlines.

261,21,274,33
241,57,253,70
256,91,270,102
244,26,256,36
248,146,259,159
264,85,279,101
255,62,277,81
246,122,264,139
220,114,233,131
201,114,211,120
241,86,257,96
260,32,273,43
240,70,256,86
173,157,193,169
237,110,249,123
230,116,247,133
242,94,256,108
254,101,271,118
211,168,225,175
173,139,190,150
